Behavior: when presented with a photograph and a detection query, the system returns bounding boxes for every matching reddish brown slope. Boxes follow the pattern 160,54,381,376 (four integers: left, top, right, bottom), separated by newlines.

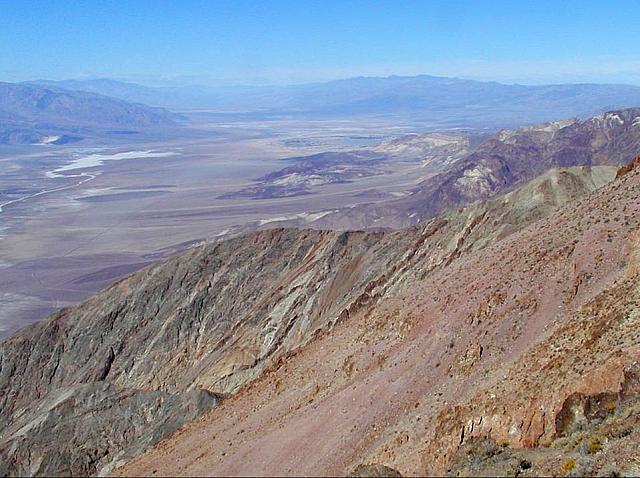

118,164,640,476
0,166,614,476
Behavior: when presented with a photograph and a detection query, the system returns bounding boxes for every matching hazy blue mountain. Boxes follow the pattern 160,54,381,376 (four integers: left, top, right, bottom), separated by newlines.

28,78,163,106
28,78,253,112
30,75,640,129
0,82,177,144
28,78,219,111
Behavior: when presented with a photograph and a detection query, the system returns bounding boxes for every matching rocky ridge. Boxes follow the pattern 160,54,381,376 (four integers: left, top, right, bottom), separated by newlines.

0,163,620,475
117,160,640,476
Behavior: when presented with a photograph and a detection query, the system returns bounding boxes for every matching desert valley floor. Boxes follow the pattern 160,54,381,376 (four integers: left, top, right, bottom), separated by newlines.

0,115,439,338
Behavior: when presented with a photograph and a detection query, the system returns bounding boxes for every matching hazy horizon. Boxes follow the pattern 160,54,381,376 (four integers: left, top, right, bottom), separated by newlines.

2,0,640,87
12,72,640,90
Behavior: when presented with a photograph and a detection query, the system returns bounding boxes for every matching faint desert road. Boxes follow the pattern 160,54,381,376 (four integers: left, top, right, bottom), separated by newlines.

0,173,96,213
0,150,178,213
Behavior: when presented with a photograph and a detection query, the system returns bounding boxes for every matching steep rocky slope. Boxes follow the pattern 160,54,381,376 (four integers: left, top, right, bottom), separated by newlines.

117,161,640,476
0,165,618,476
0,228,413,475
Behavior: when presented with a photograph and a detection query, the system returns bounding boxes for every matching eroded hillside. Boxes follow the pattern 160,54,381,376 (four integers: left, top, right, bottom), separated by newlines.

117,162,640,476
0,164,622,476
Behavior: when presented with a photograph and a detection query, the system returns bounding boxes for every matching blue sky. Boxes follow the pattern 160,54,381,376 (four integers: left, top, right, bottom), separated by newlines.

1,0,639,85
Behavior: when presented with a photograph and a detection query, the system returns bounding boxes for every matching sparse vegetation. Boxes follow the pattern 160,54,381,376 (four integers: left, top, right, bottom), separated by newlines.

587,437,602,454
560,458,576,475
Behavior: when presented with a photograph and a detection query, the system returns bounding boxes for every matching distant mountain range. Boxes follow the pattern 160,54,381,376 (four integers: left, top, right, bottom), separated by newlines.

30,75,640,129
0,82,177,144
4,75,640,145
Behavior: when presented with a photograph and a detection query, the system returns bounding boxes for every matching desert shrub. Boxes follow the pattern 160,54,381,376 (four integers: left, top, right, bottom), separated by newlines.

560,458,576,475
587,437,602,454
